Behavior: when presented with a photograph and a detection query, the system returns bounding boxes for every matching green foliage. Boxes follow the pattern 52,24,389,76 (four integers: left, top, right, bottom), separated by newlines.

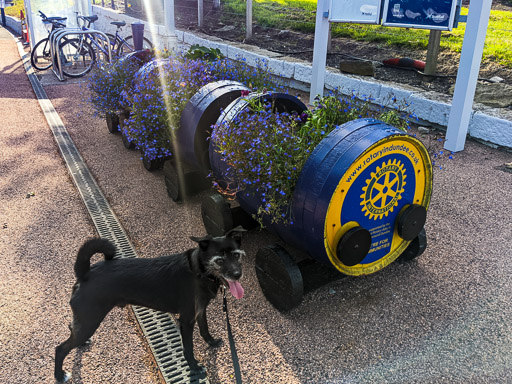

4,0,24,18
185,44,225,62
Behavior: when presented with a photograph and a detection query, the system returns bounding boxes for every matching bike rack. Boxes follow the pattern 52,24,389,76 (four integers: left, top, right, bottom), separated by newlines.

49,28,112,81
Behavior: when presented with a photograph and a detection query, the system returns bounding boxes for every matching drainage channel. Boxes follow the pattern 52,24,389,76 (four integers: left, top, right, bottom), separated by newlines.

16,39,208,384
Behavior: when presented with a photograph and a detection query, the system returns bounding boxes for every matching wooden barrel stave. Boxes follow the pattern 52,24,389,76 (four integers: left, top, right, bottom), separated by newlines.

179,80,249,172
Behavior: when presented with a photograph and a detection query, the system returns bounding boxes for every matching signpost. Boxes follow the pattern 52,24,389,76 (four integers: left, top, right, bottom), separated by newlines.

311,0,489,152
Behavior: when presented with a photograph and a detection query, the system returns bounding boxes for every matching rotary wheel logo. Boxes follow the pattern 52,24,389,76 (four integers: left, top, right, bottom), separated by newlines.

360,159,406,220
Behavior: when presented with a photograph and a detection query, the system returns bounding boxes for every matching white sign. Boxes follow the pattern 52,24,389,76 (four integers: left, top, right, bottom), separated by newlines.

329,0,383,24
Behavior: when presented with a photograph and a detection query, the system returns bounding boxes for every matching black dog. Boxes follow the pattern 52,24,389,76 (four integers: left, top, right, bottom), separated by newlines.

54,227,245,383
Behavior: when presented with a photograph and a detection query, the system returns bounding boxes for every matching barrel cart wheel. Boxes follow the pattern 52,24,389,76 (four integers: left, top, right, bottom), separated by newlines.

119,113,136,150
106,112,119,133
141,154,166,172
397,228,427,262
255,244,304,311
201,191,257,237
163,161,211,202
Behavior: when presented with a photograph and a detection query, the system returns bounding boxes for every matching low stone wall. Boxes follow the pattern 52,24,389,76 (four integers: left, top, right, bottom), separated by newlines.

3,14,22,35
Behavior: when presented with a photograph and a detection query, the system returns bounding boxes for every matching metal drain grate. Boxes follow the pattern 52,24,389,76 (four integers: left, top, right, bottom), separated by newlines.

16,41,208,384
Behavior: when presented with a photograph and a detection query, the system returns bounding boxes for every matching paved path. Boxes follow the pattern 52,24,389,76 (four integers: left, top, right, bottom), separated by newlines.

1,22,512,384
0,25,161,384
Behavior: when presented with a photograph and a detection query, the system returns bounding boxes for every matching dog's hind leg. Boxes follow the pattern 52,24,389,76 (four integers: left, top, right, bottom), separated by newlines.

197,309,222,347
54,314,105,382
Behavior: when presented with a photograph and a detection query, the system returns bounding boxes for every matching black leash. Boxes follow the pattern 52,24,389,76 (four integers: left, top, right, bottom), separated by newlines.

222,288,243,384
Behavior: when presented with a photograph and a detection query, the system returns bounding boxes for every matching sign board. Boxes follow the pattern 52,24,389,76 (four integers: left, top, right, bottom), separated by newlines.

382,0,458,30
329,0,383,24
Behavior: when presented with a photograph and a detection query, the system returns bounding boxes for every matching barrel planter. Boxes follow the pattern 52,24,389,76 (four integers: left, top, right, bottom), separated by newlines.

207,109,433,309
286,118,432,276
178,80,250,172
209,91,308,191
205,92,308,236
162,81,250,202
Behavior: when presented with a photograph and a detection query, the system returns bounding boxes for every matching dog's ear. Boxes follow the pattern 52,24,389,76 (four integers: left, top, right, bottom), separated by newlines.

226,226,246,246
190,235,213,251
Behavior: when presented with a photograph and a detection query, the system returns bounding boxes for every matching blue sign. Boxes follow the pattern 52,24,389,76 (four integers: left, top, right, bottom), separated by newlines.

382,0,458,30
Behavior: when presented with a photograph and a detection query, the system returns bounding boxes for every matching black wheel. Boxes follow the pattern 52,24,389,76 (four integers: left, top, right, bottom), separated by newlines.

142,154,165,171
163,161,210,202
396,204,427,241
255,244,303,311
59,38,96,78
118,35,153,55
163,161,182,202
397,228,427,262
106,112,119,133
31,38,53,71
201,192,233,237
121,128,136,149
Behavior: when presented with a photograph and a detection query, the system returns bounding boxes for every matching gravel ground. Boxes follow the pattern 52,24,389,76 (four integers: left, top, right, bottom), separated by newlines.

2,24,512,384
0,26,161,384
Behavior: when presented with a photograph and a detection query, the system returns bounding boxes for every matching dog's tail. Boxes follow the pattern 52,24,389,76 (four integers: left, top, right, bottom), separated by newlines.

74,238,116,280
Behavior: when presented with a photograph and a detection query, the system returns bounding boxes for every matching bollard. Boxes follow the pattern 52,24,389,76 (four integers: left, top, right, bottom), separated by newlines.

130,22,145,51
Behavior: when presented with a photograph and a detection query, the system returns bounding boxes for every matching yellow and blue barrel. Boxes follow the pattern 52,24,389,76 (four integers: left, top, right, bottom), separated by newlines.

285,118,433,275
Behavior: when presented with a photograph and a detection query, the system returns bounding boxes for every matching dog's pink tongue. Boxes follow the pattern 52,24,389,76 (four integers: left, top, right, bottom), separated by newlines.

228,280,244,299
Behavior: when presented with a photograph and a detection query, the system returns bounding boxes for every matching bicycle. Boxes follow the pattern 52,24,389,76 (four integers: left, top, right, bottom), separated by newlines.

59,13,153,78
30,11,98,77
103,20,153,56
30,11,67,71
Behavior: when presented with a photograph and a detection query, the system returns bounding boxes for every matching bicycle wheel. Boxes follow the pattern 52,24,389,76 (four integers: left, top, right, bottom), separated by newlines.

118,35,153,55
31,38,53,71
59,38,96,78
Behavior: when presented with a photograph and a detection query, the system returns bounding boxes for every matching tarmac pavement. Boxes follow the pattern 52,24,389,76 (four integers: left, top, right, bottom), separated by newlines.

1,23,512,384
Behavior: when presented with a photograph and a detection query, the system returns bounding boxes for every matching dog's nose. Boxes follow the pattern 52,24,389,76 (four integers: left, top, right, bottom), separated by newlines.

232,270,242,280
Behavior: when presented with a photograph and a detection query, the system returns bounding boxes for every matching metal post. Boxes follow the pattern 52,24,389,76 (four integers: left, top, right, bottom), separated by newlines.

24,0,36,50
1,8,6,27
445,0,492,152
424,30,442,76
198,0,203,28
310,0,330,104
164,0,175,34
246,0,252,40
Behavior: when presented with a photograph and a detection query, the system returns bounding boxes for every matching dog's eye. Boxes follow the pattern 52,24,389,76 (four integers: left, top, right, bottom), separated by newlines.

215,258,225,265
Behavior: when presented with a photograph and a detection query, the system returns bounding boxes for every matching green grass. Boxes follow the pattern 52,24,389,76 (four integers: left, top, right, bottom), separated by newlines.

223,0,512,69
4,0,25,18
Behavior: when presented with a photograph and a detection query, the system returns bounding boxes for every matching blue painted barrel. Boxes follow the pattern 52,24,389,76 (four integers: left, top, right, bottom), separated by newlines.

133,58,171,83
178,81,250,172
211,111,433,276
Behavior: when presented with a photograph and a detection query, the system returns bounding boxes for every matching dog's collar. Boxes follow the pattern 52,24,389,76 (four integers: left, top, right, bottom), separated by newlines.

187,249,221,285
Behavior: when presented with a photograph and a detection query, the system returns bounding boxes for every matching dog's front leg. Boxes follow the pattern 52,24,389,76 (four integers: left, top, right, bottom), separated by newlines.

180,318,201,371
197,309,222,347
